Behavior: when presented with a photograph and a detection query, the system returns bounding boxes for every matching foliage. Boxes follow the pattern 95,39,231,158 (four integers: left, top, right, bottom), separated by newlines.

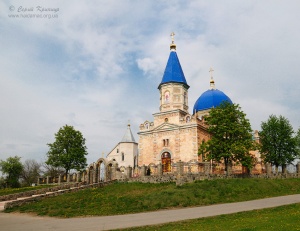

259,115,298,169
199,102,255,172
0,176,5,189
0,156,23,188
295,128,300,157
21,159,42,186
42,162,65,178
121,203,300,231
46,125,88,175
6,178,300,217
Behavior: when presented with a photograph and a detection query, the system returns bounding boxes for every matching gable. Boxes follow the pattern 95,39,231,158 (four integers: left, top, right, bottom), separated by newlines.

152,123,180,132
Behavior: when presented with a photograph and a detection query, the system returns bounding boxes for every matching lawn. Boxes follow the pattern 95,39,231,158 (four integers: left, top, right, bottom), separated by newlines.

117,203,300,231
5,178,300,217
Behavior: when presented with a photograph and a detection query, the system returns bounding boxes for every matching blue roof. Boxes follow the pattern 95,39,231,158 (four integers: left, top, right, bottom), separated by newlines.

159,51,189,88
193,89,233,112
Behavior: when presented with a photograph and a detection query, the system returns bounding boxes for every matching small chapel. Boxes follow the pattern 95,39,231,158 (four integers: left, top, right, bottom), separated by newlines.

105,33,235,175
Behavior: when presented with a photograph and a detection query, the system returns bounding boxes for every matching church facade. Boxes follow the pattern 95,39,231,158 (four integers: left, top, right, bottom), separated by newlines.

137,35,233,173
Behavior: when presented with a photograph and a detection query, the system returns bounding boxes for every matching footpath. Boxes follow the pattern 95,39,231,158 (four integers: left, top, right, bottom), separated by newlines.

1,194,300,231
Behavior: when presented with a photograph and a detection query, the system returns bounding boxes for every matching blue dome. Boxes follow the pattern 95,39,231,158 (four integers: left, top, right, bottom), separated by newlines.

193,89,232,112
159,51,189,88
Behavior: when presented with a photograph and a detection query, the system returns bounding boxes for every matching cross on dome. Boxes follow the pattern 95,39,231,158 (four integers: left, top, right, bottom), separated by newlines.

170,32,176,50
209,67,216,90
170,32,175,43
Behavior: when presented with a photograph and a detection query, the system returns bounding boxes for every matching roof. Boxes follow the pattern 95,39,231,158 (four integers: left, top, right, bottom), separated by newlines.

158,51,189,88
193,89,233,112
121,124,136,143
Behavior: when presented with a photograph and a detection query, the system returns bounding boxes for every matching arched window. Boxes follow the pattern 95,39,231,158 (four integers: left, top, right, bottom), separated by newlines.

186,116,191,123
164,91,170,103
122,153,124,161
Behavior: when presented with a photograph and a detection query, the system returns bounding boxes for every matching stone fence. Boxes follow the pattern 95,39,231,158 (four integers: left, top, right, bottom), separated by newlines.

128,172,300,186
36,161,300,186
37,172,83,185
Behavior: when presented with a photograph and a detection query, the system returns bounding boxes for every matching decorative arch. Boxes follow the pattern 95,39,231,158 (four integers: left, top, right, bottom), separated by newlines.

96,158,107,182
106,160,118,181
88,165,94,184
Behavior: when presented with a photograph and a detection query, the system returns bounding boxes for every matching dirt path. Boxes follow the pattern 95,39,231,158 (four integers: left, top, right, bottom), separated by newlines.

1,194,300,231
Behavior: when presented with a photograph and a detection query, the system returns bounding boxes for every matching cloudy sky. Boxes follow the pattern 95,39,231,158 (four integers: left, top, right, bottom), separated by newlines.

1,1,300,165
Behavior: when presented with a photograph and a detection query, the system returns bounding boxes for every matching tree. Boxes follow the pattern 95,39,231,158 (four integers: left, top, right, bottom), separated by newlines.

0,156,23,188
295,128,300,157
42,162,65,178
21,159,41,186
259,115,298,171
199,102,255,173
46,125,88,175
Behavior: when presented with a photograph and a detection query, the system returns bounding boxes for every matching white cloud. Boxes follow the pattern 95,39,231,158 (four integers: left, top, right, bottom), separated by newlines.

1,0,300,166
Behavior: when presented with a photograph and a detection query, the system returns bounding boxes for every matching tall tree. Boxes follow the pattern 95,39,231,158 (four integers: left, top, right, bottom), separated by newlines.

295,128,300,157
46,125,88,175
199,102,255,173
0,156,23,188
260,115,298,171
21,159,41,186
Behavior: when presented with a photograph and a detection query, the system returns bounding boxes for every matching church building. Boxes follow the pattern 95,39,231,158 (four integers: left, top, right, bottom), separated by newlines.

137,33,232,173
83,33,262,183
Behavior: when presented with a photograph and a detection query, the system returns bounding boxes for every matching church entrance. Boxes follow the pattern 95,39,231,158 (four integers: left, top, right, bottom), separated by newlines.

161,152,171,173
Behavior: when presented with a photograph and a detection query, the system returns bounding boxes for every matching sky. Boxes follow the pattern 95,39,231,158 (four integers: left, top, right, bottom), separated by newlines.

1,0,300,165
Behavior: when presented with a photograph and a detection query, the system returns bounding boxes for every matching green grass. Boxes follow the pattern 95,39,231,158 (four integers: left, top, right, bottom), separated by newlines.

0,185,54,197
117,203,300,231
5,178,300,217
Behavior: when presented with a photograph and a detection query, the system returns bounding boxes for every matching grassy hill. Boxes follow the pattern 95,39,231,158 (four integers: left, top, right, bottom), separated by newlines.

4,178,300,218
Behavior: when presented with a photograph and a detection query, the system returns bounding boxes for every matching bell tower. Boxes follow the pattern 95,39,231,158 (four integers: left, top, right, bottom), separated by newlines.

158,32,189,113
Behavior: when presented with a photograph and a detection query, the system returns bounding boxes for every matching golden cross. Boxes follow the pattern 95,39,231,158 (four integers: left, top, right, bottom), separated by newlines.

209,67,214,79
170,32,175,43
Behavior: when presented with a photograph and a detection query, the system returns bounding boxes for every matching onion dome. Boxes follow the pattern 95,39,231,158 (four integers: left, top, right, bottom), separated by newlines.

193,68,232,112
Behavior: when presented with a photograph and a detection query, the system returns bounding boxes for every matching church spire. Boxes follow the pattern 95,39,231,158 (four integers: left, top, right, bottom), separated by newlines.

209,67,216,90
170,32,176,51
159,33,189,89
121,123,136,143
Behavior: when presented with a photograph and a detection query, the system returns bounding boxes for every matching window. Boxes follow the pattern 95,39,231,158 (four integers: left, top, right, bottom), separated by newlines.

186,116,190,123
117,149,119,153
163,139,169,147
122,153,124,161
164,91,170,103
